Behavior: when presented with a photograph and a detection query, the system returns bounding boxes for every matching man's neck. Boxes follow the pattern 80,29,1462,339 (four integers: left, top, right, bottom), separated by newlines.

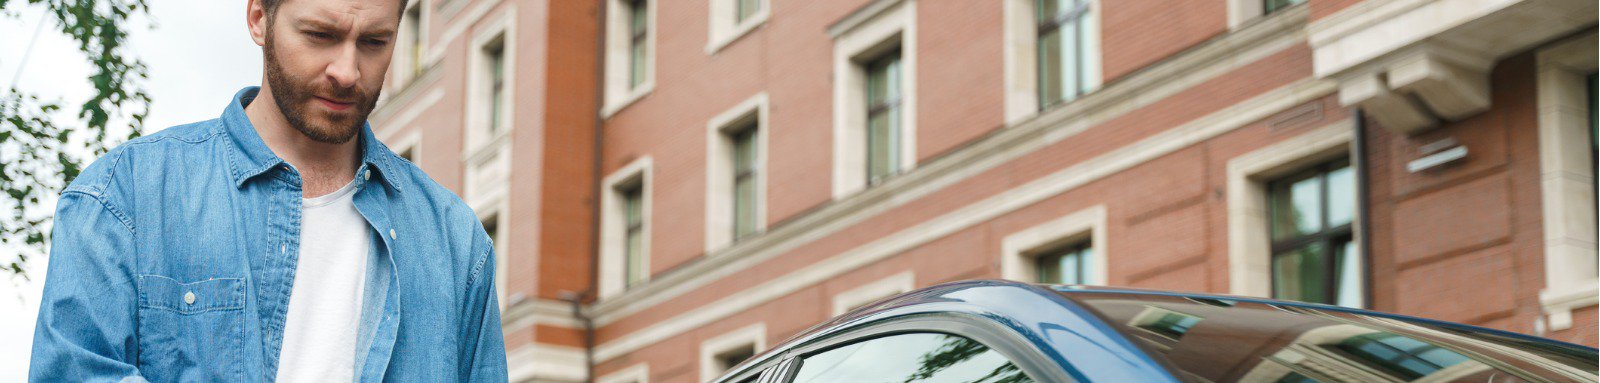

245,85,361,198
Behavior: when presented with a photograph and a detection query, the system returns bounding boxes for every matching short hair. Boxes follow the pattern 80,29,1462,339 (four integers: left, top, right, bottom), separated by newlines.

259,0,410,18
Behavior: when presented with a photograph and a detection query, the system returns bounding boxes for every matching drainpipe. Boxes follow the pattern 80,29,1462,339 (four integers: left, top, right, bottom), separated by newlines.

1352,109,1374,310
580,0,609,382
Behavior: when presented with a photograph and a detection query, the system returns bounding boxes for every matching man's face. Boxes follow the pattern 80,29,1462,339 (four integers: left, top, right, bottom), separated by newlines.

257,0,400,144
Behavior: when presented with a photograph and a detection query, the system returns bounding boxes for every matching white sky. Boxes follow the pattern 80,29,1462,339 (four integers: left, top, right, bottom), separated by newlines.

0,1,264,378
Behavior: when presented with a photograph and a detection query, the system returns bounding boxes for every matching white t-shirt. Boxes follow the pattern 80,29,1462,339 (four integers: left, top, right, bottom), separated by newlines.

276,179,371,382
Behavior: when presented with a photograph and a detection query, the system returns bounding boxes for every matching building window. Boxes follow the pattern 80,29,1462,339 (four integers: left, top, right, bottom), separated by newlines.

1034,241,1092,284
736,0,761,23
1132,308,1202,341
730,126,759,240
604,0,655,116
598,364,649,383
698,323,766,382
1267,159,1360,307
1035,0,1096,110
829,0,916,198
628,0,649,88
403,3,424,77
1262,0,1306,15
621,184,646,289
865,51,904,185
485,41,507,134
1001,205,1106,285
601,158,652,298
1533,35,1598,331
706,93,768,252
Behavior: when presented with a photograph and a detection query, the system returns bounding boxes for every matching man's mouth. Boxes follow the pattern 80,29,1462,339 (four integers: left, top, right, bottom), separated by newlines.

314,96,355,112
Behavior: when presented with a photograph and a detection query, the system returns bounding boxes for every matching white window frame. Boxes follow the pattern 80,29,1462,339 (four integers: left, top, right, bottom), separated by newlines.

388,129,423,165
830,0,917,199
706,0,770,53
597,363,649,383
1002,0,1101,125
706,93,770,253
831,270,915,316
698,323,767,382
1226,120,1356,301
1227,0,1304,30
1000,204,1107,285
1534,33,1597,332
603,0,657,117
600,157,654,299
464,9,516,154
394,0,430,86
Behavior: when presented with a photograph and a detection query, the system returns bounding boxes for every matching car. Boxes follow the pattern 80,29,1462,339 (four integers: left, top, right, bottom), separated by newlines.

710,279,1599,383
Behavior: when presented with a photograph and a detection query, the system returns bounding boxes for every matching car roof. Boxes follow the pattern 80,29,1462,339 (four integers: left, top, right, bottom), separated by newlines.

726,280,1597,383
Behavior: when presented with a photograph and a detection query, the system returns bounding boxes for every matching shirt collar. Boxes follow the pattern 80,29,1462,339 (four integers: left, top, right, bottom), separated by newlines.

221,86,404,193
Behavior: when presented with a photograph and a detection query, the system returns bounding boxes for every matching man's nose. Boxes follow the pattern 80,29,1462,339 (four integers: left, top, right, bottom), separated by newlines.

326,43,360,89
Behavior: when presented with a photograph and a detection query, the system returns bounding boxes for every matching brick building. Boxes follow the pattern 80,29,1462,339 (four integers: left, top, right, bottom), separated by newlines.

368,0,1599,382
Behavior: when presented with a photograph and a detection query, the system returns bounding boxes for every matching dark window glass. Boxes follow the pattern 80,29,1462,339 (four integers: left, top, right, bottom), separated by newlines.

714,344,757,374
629,0,649,89
730,125,760,240
398,147,415,163
1035,0,1094,110
736,0,761,23
621,185,646,288
486,42,506,134
1588,72,1596,202
865,50,903,185
1060,290,1600,383
1264,0,1307,14
793,333,1034,383
1268,159,1361,307
1035,242,1091,285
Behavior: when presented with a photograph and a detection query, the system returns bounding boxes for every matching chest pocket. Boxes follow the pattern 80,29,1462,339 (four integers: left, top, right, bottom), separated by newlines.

136,275,246,381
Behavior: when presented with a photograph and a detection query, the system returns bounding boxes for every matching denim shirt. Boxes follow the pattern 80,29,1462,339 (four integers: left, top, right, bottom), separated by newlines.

29,87,507,382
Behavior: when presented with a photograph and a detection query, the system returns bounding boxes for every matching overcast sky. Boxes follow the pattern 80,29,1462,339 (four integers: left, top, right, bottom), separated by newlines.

0,1,265,378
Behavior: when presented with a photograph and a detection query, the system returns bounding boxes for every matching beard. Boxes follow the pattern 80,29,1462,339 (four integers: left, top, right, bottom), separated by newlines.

262,28,381,145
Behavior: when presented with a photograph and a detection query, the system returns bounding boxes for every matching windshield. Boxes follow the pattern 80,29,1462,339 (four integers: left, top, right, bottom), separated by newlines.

1058,289,1598,383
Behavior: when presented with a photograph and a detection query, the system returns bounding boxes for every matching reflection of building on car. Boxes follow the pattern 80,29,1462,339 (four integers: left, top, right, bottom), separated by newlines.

712,280,1599,383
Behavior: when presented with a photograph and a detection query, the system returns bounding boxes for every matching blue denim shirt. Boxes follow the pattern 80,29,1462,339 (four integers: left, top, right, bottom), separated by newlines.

29,87,507,382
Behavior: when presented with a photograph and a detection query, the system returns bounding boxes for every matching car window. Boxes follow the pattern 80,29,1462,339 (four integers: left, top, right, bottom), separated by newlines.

791,332,1034,383
1060,290,1598,382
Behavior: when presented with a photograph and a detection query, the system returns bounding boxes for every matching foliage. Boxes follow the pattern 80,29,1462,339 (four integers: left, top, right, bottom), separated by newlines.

1,0,150,280
904,335,1030,383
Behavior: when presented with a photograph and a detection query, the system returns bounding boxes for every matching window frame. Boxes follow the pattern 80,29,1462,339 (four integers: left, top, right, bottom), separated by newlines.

1002,0,1101,125
1033,0,1096,111
603,0,657,117
707,0,771,53
705,93,770,252
1000,205,1107,285
1534,33,1598,332
1265,159,1357,306
699,323,768,382
829,0,918,198
864,50,904,185
600,157,654,299
463,9,516,154
764,313,1073,383
1226,0,1306,30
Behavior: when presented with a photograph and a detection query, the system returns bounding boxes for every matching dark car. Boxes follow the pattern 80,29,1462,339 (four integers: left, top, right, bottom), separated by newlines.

711,280,1598,383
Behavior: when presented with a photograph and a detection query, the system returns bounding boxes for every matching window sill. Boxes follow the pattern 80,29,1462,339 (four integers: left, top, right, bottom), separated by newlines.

602,82,655,119
706,11,770,54
1540,281,1599,332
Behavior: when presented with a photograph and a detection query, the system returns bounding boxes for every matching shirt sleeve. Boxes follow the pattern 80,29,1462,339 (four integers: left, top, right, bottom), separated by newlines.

459,231,508,382
29,191,146,382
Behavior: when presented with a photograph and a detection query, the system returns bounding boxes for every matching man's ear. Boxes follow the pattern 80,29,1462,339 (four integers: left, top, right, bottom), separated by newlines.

247,0,268,47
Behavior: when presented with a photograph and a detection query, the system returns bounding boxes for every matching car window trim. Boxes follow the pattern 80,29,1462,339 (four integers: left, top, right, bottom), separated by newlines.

763,312,1076,383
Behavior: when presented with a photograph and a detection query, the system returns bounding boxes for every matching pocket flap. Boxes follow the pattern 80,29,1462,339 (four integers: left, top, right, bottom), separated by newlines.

138,275,246,314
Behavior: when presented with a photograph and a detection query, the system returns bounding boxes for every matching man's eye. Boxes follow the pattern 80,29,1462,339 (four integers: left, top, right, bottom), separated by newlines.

305,31,334,40
361,38,389,47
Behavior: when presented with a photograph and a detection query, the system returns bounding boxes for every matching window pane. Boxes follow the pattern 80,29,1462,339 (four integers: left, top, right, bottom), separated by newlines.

1074,4,1096,96
1264,0,1306,14
793,333,1033,383
630,41,647,89
1336,333,1469,380
1326,163,1354,228
1269,172,1323,241
625,228,644,286
1036,252,1061,284
866,111,896,182
1273,243,1327,304
488,47,505,133
1058,14,1079,105
734,174,757,238
1036,28,1063,109
1334,239,1362,308
736,0,761,23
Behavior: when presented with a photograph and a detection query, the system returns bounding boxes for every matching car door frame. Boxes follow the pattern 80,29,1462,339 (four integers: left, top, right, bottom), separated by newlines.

760,312,1078,383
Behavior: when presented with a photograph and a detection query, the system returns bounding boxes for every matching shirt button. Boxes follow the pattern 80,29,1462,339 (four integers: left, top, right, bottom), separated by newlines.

183,291,196,305
389,229,397,240
364,170,371,181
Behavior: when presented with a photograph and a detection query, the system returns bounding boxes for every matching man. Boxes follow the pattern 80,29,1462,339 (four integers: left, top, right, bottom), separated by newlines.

28,0,507,381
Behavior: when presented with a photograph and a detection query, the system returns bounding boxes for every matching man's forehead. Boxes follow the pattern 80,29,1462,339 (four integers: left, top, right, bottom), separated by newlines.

278,0,402,28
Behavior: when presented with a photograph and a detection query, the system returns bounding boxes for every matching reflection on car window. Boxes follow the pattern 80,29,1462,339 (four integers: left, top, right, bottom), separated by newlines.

793,332,1035,383
1061,291,1598,382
